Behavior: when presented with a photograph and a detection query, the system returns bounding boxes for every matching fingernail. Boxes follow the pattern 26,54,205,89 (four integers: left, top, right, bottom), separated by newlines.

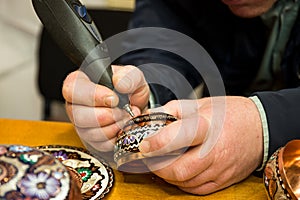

139,140,150,154
104,95,117,106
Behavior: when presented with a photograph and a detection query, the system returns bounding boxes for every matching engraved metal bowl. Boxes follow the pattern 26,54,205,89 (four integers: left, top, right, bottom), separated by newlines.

264,140,300,200
114,112,177,173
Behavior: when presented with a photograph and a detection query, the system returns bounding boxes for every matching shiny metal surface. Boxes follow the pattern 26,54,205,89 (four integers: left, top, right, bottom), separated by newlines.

114,112,177,173
264,140,300,200
281,140,300,199
123,103,135,117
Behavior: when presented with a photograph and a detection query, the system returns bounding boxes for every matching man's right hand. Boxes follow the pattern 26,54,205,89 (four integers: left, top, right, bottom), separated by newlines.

62,65,150,152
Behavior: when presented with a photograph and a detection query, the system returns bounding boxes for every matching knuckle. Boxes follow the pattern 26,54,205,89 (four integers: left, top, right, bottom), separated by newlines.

88,131,105,142
96,113,107,125
72,109,89,127
171,165,188,182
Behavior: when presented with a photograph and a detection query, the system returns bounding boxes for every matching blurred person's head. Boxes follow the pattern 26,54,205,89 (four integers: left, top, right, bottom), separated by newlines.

221,0,277,18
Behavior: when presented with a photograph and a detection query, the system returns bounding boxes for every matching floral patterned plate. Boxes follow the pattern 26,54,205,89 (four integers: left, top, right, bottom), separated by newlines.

37,145,114,199
0,145,82,199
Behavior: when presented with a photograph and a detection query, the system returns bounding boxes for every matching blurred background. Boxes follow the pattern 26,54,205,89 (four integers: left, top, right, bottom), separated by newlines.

0,0,134,121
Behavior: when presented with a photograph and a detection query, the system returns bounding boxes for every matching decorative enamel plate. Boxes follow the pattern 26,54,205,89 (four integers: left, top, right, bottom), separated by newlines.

37,145,114,200
0,145,82,199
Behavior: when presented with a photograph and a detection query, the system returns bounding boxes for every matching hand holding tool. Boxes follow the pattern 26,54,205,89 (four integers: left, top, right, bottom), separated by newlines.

32,0,134,117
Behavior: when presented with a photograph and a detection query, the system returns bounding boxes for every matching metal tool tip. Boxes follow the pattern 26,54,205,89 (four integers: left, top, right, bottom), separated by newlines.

123,104,135,117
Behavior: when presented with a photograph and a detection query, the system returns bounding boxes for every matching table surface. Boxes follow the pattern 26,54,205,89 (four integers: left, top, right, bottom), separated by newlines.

0,118,267,199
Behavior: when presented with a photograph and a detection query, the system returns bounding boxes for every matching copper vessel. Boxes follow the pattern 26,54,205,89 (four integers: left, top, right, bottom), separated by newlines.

114,112,178,173
264,140,300,200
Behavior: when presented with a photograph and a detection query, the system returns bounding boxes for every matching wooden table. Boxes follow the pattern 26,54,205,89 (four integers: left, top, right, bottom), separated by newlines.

0,118,267,199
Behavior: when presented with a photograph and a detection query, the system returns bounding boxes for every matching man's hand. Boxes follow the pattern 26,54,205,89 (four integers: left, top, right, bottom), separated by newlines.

139,97,263,195
62,65,149,151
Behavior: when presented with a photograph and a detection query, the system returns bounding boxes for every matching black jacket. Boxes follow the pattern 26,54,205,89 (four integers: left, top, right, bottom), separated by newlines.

119,0,300,158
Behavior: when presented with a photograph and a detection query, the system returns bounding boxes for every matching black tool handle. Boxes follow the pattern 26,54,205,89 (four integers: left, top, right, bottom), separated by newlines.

32,0,129,108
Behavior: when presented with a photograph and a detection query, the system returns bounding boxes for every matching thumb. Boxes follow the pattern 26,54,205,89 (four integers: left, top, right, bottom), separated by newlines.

112,65,149,110
148,100,201,119
139,114,209,157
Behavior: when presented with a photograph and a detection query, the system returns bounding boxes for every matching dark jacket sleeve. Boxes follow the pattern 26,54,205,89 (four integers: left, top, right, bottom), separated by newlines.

256,13,300,157
119,0,203,106
255,88,300,156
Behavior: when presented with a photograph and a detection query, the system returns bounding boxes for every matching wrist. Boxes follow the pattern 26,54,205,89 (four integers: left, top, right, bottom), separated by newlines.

249,96,269,171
